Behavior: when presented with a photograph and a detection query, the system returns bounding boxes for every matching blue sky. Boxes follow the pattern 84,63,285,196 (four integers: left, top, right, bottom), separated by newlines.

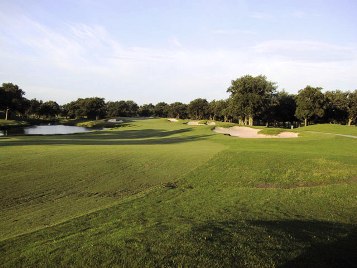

0,0,356,104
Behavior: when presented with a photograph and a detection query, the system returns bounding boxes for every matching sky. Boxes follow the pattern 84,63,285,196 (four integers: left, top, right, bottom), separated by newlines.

0,0,356,104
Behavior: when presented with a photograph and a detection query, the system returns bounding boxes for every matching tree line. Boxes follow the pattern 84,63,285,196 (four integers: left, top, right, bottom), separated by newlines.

1,75,356,126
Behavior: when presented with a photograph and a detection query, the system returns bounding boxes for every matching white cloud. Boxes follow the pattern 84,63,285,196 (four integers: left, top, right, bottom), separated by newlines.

254,40,356,62
0,12,356,105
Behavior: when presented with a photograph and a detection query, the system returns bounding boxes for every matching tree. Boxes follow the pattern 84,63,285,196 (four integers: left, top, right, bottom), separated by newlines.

26,99,42,118
227,75,276,126
125,100,139,117
347,90,357,126
78,98,106,119
295,86,325,126
209,99,228,121
138,103,155,117
168,102,188,119
38,101,60,118
106,101,121,117
324,90,349,124
0,83,25,120
270,91,296,126
62,101,80,119
154,102,169,117
188,98,209,120
62,98,106,119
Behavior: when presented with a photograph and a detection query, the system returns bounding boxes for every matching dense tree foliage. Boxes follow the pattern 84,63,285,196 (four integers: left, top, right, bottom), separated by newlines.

1,80,355,126
268,91,297,126
38,101,60,118
347,90,357,126
227,75,277,126
0,83,25,120
209,100,229,121
324,90,349,124
154,102,169,118
295,86,325,126
138,103,155,117
168,102,188,119
63,98,106,119
188,98,209,120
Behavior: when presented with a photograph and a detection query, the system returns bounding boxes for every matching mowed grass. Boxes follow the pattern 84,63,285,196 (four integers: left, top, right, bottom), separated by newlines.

298,124,357,136
0,119,356,267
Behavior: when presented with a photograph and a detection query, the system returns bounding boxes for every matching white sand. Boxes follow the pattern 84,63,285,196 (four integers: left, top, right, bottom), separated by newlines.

187,121,205,125
214,126,298,138
168,118,179,122
108,119,123,123
207,121,216,126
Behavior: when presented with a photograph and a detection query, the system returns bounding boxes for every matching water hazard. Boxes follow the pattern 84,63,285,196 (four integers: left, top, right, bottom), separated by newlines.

0,125,99,136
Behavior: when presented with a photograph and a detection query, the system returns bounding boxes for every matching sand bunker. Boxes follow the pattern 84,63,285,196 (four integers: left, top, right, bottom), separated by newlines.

187,121,206,126
214,126,298,138
108,119,123,123
207,121,216,126
168,118,178,122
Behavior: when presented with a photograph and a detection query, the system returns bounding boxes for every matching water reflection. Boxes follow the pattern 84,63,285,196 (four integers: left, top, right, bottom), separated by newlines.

0,125,97,136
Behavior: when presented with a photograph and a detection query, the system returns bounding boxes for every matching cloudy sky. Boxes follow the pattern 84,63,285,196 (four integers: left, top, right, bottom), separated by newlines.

0,0,356,104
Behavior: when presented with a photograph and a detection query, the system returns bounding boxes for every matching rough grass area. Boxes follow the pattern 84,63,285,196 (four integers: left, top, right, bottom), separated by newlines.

0,120,356,267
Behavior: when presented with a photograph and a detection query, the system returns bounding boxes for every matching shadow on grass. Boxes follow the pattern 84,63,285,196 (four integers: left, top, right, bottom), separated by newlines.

188,219,356,267
0,202,356,268
0,128,212,146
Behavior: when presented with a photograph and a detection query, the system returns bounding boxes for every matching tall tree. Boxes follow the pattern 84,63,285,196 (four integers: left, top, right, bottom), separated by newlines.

138,103,155,117
154,102,169,117
295,86,325,126
0,83,25,120
209,99,228,121
227,75,276,126
26,99,42,118
270,91,297,126
324,90,349,124
106,101,122,117
65,98,106,119
188,98,209,120
38,101,60,118
125,100,139,117
347,90,357,126
168,102,188,119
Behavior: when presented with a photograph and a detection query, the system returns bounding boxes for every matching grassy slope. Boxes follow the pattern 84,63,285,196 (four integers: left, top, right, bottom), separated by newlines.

298,124,357,136
0,121,356,267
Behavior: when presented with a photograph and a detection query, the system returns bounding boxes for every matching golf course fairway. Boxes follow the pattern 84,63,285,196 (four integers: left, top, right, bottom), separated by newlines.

1,118,356,267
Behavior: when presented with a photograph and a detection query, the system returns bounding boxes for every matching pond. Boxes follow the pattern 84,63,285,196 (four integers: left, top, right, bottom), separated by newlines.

0,125,100,136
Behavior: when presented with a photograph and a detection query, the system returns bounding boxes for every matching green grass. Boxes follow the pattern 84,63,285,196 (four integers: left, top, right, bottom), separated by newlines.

299,124,357,136
0,119,29,128
0,120,356,267
255,127,287,135
60,118,123,128
215,121,237,128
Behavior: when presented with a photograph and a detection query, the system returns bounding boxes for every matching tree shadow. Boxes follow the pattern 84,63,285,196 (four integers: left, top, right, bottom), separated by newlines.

0,128,213,146
186,219,356,267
